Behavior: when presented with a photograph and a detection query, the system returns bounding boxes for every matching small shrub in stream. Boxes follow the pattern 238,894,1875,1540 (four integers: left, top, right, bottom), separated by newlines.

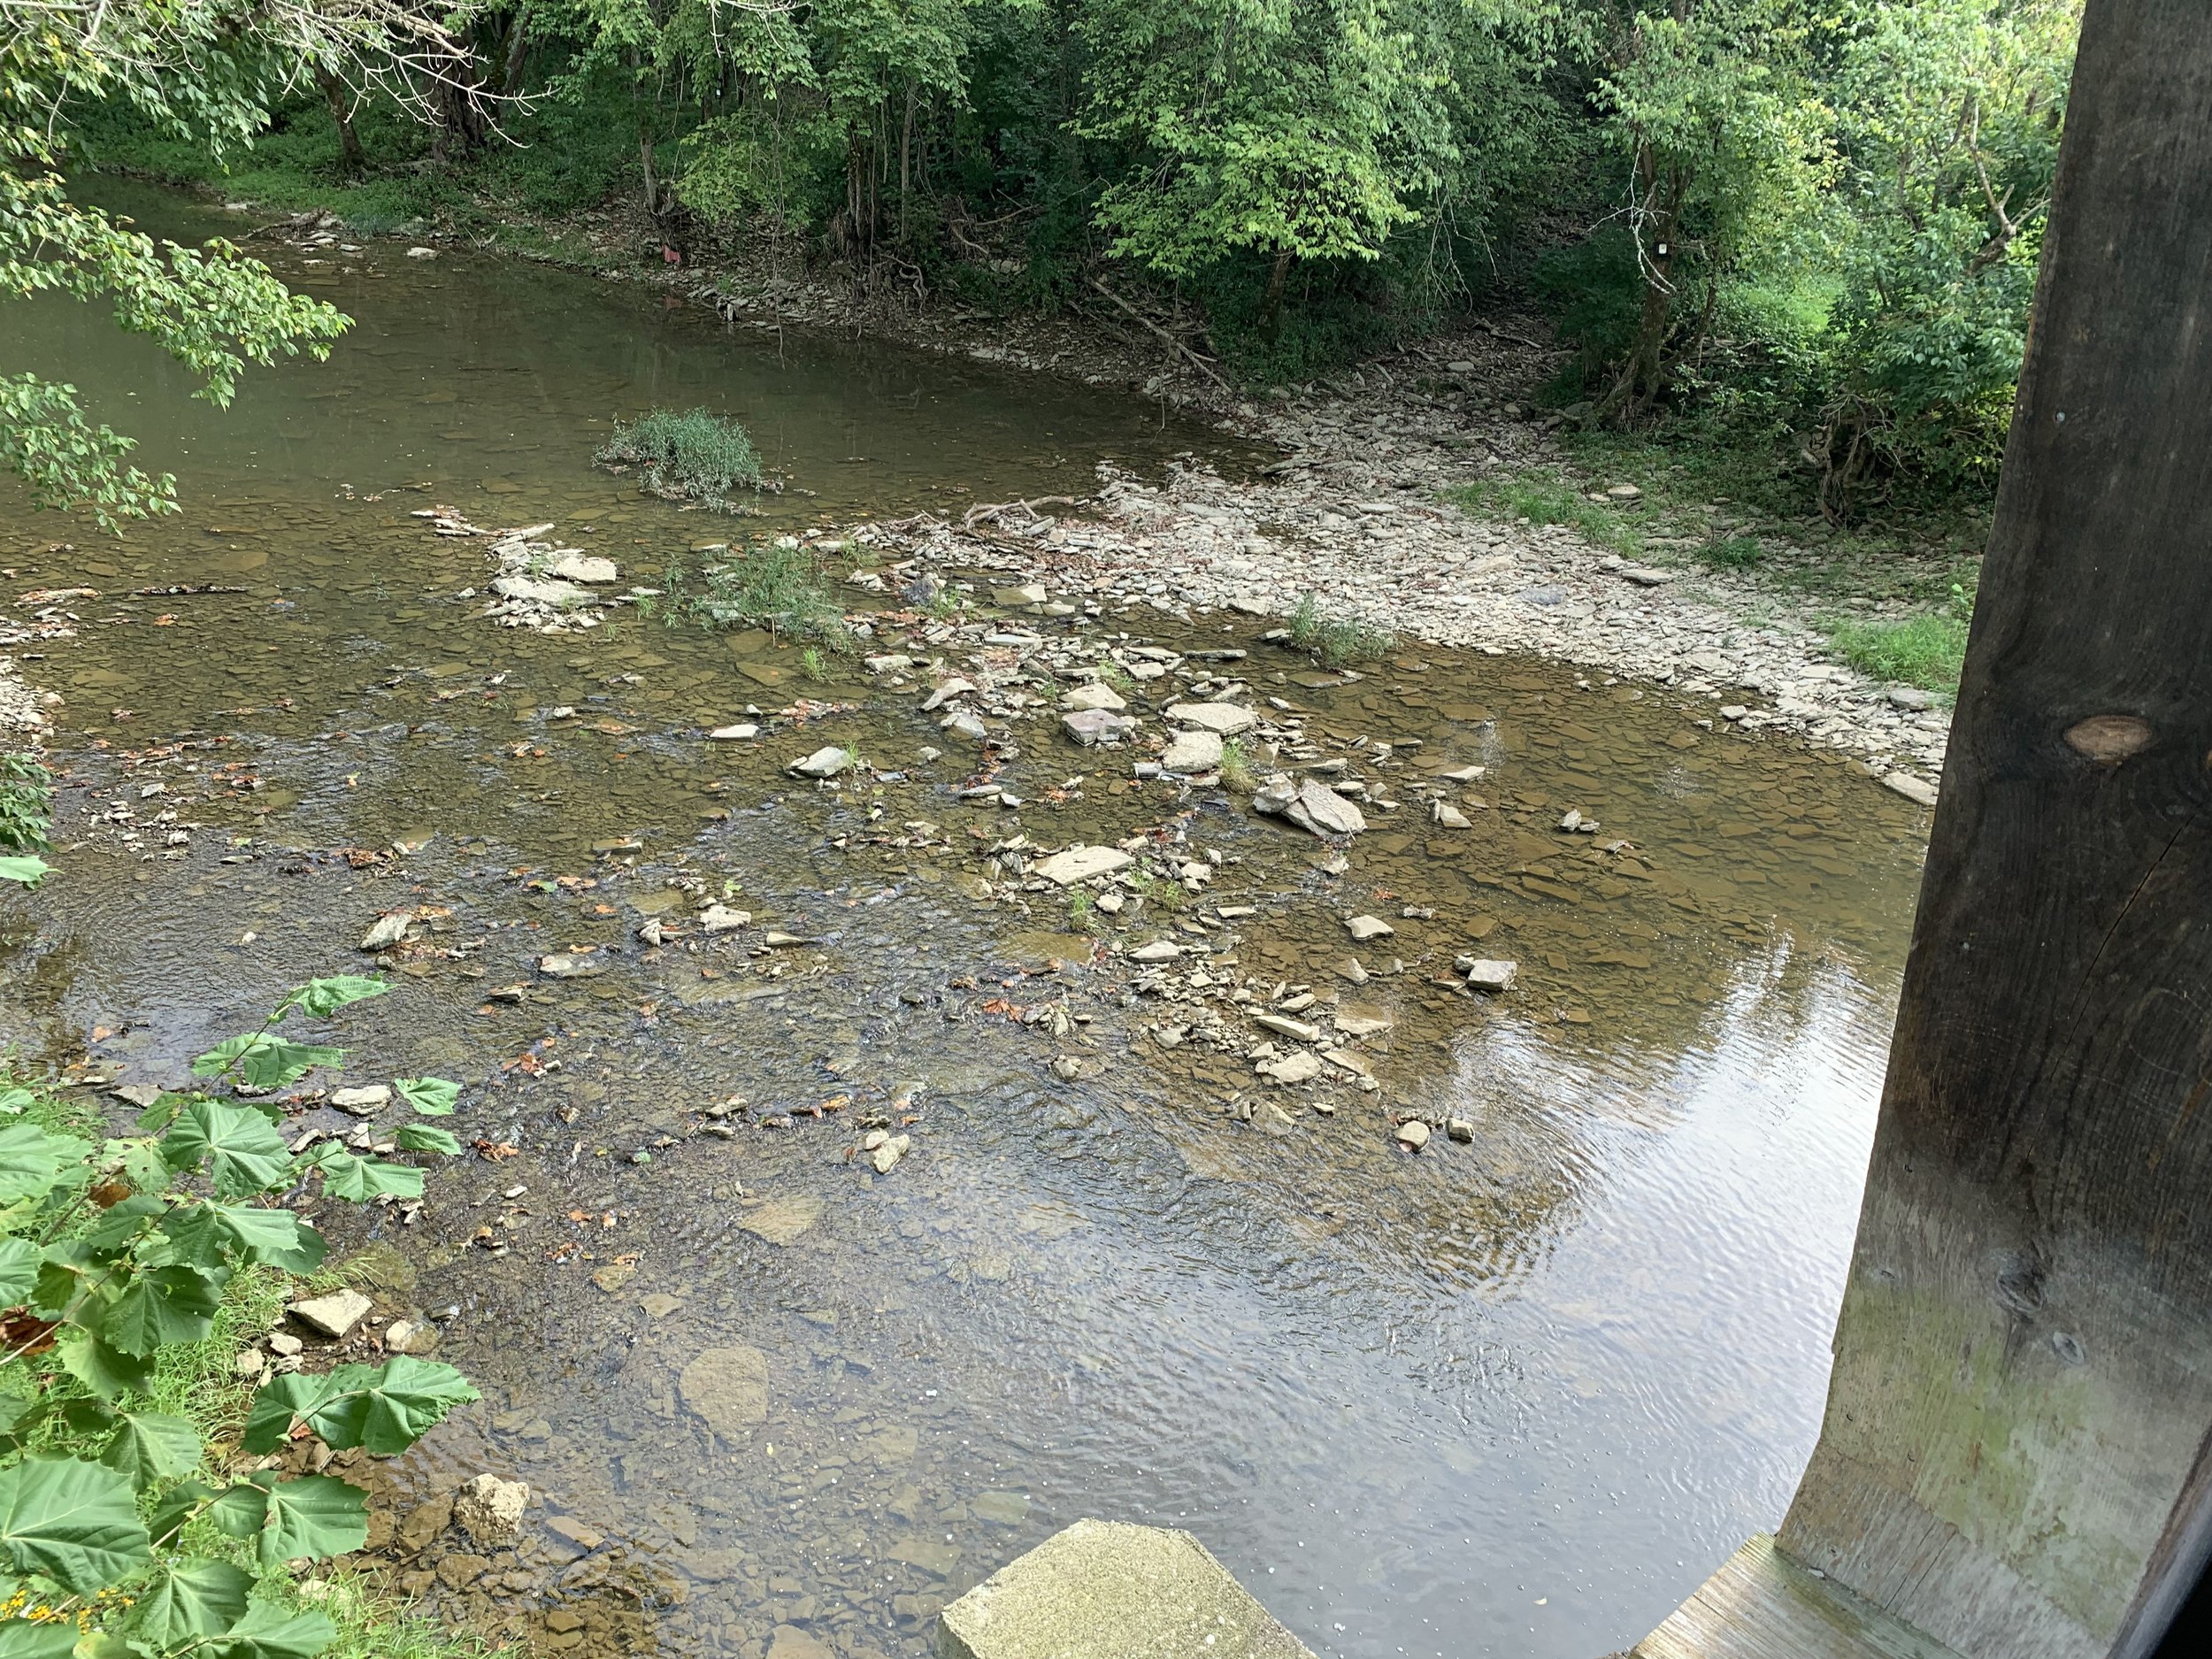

595,407,762,509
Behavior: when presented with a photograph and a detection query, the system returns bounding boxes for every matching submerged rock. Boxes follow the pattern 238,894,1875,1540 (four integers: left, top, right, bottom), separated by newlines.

679,1345,770,1439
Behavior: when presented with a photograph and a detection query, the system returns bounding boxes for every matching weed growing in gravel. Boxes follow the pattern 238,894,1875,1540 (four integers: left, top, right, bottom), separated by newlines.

1066,888,1098,933
1698,534,1764,570
672,541,855,650
1290,595,1394,667
595,407,762,508
1218,739,1257,793
1444,473,1642,557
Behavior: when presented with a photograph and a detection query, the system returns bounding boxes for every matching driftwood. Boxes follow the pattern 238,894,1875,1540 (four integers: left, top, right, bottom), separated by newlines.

961,495,1077,532
1087,279,1233,394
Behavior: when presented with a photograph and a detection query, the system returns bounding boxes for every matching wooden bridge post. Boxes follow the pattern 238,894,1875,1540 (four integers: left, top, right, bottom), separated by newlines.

1634,3,2212,1655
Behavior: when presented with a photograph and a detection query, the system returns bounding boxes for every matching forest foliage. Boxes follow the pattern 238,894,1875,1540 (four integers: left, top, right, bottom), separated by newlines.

8,0,2083,524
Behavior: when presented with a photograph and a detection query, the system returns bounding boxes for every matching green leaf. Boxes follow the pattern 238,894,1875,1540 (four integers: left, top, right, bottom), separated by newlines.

30,1241,96,1318
131,1556,253,1645
161,1101,294,1198
204,1482,271,1541
394,1123,463,1157
53,1326,152,1402
310,1358,480,1455
100,1410,202,1489
256,1475,365,1568
0,1236,37,1305
70,1633,135,1659
0,855,51,887
310,1149,422,1202
163,1202,326,1275
189,1034,343,1094
0,1121,90,1204
147,1479,218,1546
211,1597,337,1659
274,977,388,1018
394,1077,459,1116
241,1373,340,1455
0,1455,152,1594
0,1624,77,1658
103,1263,227,1356
113,1135,172,1193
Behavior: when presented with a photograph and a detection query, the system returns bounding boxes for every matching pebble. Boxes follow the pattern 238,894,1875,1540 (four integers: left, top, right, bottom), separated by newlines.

1395,1120,1432,1150
453,1472,530,1546
330,1085,390,1117
360,910,411,950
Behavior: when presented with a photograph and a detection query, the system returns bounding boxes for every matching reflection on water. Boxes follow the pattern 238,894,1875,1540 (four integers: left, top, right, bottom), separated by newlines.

1,188,1923,1659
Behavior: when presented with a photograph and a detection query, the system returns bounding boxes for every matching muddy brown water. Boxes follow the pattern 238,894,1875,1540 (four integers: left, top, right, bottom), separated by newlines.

2,187,1928,1659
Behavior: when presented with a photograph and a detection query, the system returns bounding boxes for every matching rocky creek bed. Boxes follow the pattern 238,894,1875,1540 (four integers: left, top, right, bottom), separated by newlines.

3,207,1930,1659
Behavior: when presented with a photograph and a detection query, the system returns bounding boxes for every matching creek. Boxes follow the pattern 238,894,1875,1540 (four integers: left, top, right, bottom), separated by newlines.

0,184,1928,1659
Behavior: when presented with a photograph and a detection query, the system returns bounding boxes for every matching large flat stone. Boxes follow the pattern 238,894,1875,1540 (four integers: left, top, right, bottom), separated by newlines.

1164,702,1257,736
936,1519,1315,1659
1033,845,1133,886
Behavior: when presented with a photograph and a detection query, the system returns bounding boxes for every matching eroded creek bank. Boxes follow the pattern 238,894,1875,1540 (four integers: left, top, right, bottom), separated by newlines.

1,199,1927,1659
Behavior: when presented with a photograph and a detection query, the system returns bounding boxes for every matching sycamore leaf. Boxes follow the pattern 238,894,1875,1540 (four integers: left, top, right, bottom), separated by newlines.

0,1623,77,1657
0,856,50,887
311,1358,480,1455
103,1263,227,1356
164,1202,326,1275
205,1482,272,1541
210,1597,338,1659
242,1373,342,1455
0,1455,151,1594
0,1236,37,1305
54,1325,153,1401
190,1033,343,1094
311,1149,422,1202
394,1077,459,1116
100,1409,203,1489
131,1556,254,1646
0,1120,90,1204
256,1475,365,1568
161,1101,294,1198
395,1123,463,1157
274,977,388,1018
148,1479,218,1546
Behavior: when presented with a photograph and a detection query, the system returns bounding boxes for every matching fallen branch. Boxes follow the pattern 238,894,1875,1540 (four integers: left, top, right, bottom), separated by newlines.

1088,279,1234,395
962,495,1077,531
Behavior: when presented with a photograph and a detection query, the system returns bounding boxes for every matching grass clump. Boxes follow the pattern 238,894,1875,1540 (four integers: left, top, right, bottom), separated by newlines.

1288,594,1395,668
1217,739,1257,794
1066,888,1099,933
1825,610,1970,695
1698,534,1764,570
595,407,764,509
1445,472,1642,557
655,541,855,651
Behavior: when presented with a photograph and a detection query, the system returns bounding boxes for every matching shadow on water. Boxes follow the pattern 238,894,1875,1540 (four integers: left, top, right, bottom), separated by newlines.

1,186,1924,1659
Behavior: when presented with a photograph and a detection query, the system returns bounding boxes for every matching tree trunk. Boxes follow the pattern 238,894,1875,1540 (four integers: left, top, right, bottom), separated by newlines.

1600,145,1686,425
1261,246,1294,339
317,69,364,177
497,4,534,96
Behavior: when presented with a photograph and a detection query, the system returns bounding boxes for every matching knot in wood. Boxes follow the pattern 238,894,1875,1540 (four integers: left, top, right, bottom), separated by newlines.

2063,713,2154,763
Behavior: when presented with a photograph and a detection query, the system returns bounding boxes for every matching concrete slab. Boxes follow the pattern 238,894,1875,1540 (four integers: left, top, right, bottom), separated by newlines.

1633,1535,1970,1659
936,1519,1315,1659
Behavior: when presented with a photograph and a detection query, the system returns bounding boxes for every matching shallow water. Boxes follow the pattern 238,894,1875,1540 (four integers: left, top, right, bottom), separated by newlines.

1,189,1927,1659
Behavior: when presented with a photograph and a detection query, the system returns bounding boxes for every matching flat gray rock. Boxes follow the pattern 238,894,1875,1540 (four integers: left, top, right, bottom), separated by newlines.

289,1289,373,1340
937,1519,1314,1659
1033,846,1133,886
1164,701,1257,736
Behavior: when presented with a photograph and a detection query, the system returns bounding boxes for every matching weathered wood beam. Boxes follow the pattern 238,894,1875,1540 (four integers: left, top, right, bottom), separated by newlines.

1769,3,2212,1656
